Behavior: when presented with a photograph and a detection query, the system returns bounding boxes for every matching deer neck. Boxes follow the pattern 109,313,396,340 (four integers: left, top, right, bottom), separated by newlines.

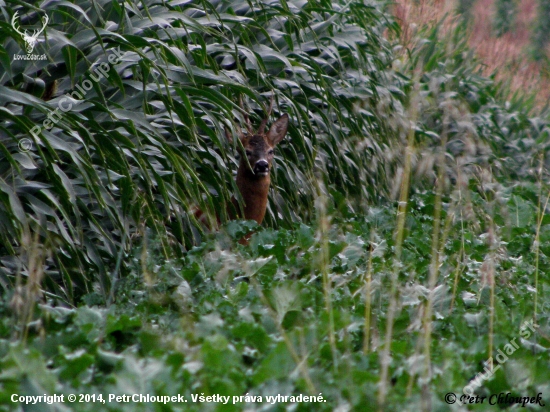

235,163,271,224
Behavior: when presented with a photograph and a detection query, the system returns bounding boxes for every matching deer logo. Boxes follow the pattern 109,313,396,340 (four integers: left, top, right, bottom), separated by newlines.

11,11,49,54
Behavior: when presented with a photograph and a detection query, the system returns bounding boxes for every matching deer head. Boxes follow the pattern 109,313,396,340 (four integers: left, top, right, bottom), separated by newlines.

234,114,289,178
227,97,289,225
12,11,49,54
229,95,288,179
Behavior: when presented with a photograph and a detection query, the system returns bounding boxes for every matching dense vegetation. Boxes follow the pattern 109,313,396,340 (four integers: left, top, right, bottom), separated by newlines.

1,0,549,411
532,0,550,61
1,0,398,299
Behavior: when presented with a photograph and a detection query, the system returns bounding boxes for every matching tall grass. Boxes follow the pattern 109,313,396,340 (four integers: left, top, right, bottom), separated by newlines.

383,6,549,406
3,0,548,307
394,0,550,111
0,0,397,303
531,0,550,61
377,78,419,408
493,0,516,36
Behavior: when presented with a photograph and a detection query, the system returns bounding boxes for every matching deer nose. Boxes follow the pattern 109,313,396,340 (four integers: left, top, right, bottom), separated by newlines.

254,160,269,174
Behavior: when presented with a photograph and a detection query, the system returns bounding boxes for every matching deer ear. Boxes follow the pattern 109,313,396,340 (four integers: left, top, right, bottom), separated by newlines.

266,114,289,146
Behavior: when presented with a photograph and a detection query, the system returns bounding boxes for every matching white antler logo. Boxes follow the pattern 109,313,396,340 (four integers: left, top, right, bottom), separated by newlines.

11,11,49,54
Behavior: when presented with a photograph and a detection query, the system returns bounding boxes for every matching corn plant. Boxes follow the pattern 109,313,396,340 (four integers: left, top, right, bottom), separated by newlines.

0,0,396,302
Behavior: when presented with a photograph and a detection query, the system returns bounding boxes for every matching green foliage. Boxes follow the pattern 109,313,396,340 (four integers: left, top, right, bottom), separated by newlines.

403,23,550,186
456,0,477,22
2,0,549,304
1,187,549,411
532,0,550,61
1,1,550,409
0,0,396,301
493,0,516,37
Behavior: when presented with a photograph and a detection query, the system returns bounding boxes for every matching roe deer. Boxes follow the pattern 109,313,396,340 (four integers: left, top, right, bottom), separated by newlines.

193,99,289,243
228,113,289,226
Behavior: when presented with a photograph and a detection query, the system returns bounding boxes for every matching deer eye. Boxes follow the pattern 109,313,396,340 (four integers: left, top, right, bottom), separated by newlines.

268,150,274,155
245,150,252,156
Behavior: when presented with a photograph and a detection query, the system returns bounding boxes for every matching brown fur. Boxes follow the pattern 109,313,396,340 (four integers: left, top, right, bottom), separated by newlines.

234,167,271,224
230,114,289,226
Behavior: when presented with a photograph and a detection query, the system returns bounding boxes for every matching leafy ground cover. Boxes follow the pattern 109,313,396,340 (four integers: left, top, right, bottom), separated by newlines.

1,182,549,411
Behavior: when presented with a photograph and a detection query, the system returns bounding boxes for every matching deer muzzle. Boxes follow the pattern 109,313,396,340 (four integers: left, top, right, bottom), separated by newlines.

253,159,269,176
